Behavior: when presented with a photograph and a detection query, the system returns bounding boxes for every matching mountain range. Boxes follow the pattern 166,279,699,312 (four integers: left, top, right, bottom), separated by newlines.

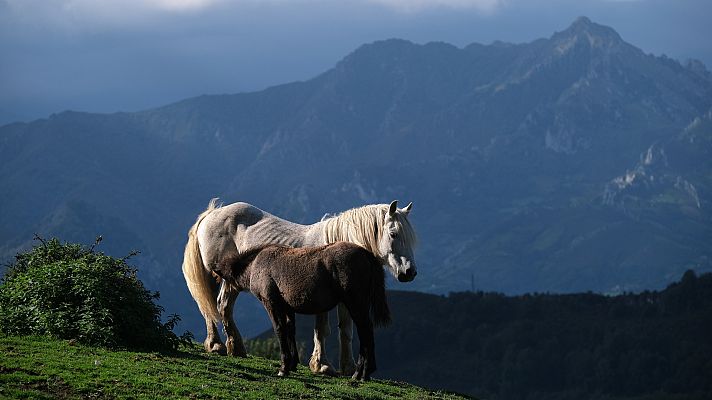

1,17,711,336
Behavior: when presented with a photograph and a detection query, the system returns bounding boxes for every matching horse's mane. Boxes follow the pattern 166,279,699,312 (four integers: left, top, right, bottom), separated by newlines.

322,204,417,259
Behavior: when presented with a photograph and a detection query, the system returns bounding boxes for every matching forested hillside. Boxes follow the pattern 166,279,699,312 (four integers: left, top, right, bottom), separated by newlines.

283,271,712,399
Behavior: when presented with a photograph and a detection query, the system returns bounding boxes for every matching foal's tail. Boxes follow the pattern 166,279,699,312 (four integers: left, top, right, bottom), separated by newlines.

182,198,221,324
370,259,391,327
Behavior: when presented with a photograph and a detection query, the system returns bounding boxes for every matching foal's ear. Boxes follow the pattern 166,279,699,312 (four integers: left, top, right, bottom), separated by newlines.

388,200,398,216
401,202,413,215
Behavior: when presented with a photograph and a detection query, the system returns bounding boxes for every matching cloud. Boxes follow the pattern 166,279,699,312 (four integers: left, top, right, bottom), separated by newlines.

150,0,220,11
2,0,507,29
365,0,505,13
1,0,223,30
6,0,221,14
0,1,246,41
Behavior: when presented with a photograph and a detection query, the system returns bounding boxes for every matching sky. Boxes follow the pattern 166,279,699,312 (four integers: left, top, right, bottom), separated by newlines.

1,0,711,123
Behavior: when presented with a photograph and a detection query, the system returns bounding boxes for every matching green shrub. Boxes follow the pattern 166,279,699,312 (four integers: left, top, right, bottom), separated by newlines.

0,237,192,352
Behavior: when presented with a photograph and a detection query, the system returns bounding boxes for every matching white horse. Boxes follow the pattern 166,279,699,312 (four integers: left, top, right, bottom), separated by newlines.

182,199,417,375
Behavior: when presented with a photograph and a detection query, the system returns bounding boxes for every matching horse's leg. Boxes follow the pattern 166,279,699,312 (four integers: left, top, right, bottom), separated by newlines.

309,312,337,376
217,281,247,357
204,319,225,354
204,278,226,354
337,303,357,376
286,310,299,372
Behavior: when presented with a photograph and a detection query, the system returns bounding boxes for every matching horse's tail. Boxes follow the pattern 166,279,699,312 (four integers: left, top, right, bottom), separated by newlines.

182,198,221,324
369,257,391,327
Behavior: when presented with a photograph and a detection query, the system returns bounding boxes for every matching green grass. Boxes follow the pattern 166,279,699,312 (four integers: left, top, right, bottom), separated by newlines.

0,336,469,399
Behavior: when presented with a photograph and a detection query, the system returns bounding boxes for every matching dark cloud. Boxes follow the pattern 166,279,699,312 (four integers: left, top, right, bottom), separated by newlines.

1,0,711,123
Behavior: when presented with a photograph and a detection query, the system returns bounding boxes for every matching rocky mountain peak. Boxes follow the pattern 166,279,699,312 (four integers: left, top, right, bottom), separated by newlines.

551,16,624,52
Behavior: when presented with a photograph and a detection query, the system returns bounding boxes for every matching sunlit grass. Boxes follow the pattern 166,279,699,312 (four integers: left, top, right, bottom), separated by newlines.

0,335,469,399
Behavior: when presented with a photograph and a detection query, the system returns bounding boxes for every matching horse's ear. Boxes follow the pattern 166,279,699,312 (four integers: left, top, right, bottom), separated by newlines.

402,202,413,214
388,200,398,216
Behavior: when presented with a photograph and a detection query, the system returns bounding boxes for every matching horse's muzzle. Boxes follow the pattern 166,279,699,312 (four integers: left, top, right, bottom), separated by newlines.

397,268,417,282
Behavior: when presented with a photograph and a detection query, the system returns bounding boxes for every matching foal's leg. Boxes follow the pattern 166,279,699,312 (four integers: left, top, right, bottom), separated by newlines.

264,304,292,377
286,311,299,372
309,312,337,376
347,306,376,381
217,281,247,357
337,303,357,376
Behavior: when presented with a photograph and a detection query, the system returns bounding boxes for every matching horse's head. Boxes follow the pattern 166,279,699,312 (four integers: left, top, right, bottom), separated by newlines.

379,200,417,282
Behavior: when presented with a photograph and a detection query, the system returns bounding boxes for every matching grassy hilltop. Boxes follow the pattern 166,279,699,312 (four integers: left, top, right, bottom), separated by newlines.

0,239,468,399
0,335,468,400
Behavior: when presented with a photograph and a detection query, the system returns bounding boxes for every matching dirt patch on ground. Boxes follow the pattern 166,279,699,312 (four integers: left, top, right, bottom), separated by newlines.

0,365,41,376
0,367,79,400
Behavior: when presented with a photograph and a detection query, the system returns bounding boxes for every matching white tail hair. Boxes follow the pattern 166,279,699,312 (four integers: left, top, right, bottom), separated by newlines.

182,198,222,324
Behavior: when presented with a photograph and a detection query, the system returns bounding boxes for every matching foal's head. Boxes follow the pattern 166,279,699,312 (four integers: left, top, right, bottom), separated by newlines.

214,247,265,283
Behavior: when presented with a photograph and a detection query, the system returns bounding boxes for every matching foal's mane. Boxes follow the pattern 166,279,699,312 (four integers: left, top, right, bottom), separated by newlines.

321,204,417,259
218,245,271,280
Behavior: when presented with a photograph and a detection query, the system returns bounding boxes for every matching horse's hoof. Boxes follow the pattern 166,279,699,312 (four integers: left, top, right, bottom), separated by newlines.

316,364,337,376
229,349,247,357
205,342,227,355
313,363,338,376
226,341,248,357
309,357,338,376
340,361,356,377
277,370,289,377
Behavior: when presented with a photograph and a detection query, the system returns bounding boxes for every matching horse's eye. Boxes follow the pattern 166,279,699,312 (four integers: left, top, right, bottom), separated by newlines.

389,232,397,239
